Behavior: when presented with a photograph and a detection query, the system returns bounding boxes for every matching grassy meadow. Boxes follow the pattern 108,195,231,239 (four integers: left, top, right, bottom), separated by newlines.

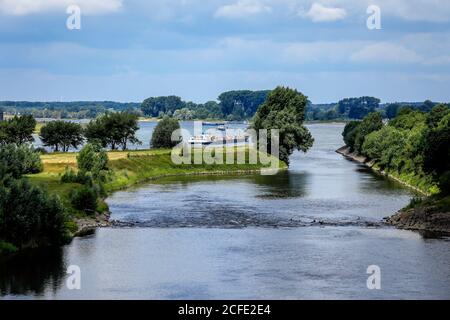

26,147,285,224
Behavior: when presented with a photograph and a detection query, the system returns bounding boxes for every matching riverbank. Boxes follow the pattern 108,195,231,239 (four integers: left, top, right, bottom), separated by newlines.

385,195,450,234
336,146,430,195
27,148,285,238
336,145,450,234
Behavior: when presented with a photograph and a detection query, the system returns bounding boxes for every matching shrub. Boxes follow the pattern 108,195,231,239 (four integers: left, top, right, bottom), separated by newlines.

0,144,43,179
60,167,79,183
151,117,181,149
70,186,98,214
0,177,67,248
76,143,108,180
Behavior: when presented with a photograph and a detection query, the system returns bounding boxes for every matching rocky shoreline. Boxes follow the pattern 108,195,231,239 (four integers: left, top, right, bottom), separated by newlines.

336,145,450,235
73,212,111,237
385,206,450,235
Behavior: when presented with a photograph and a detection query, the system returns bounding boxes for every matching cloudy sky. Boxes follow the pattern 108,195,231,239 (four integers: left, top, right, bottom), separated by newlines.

1,0,450,103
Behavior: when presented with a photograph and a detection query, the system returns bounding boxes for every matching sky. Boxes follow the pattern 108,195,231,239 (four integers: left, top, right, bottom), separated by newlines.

1,0,450,104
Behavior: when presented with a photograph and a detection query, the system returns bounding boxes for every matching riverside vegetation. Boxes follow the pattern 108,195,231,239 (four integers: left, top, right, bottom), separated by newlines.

1,86,316,254
339,104,450,233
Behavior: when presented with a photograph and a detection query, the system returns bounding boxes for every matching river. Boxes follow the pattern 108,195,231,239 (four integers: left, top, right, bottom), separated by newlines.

1,123,449,299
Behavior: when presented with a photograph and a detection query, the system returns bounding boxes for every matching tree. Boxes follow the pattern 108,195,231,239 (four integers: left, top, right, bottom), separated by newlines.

1,115,36,145
0,144,42,179
85,112,141,150
342,121,360,151
84,116,111,148
173,108,194,120
385,103,402,119
218,90,270,120
353,112,383,153
426,104,450,128
0,177,67,248
77,143,108,178
252,86,313,165
388,108,426,130
141,96,185,117
337,97,380,119
362,126,407,169
40,121,84,152
151,117,181,149
421,100,435,112
423,113,450,194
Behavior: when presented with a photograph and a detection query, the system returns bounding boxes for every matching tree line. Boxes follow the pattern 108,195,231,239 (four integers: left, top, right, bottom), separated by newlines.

140,90,270,121
3,94,446,122
306,98,443,121
45,112,141,152
0,101,141,120
342,104,450,195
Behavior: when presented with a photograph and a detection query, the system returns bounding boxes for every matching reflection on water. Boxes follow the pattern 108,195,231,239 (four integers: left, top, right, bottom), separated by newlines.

2,123,450,299
0,248,65,297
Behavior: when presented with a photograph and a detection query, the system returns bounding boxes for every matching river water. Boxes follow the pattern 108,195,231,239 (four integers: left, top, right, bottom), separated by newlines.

1,123,450,299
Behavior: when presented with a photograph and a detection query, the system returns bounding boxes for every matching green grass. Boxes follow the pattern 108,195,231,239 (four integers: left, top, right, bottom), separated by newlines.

104,148,284,192
26,147,285,228
371,162,439,196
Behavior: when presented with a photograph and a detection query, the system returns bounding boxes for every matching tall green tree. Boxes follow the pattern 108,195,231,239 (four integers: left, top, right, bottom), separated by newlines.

85,112,141,150
76,143,108,178
353,112,383,153
141,96,185,117
40,121,84,152
0,144,42,179
342,121,360,151
0,177,67,248
252,86,313,165
218,90,270,120
337,97,380,119
151,117,181,149
1,115,36,145
423,113,450,193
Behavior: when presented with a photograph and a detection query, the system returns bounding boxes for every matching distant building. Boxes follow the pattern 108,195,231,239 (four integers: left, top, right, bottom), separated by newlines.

0,110,3,122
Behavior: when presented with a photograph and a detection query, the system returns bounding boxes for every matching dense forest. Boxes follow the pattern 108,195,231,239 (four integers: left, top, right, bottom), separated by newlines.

342,105,450,195
140,90,270,120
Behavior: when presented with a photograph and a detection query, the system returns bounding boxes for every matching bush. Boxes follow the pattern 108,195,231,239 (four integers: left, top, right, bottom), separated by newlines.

60,167,79,183
70,186,98,214
76,143,108,180
0,144,43,179
151,117,181,149
0,177,67,248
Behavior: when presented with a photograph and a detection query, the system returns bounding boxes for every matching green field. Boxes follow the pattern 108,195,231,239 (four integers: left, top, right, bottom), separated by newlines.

26,148,285,231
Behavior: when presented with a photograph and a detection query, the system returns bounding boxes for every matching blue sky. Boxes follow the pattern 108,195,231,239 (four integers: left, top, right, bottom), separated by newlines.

1,0,450,103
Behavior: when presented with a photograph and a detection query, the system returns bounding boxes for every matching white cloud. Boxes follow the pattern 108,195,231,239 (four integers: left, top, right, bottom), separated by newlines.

0,0,123,15
215,0,272,19
301,3,346,22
